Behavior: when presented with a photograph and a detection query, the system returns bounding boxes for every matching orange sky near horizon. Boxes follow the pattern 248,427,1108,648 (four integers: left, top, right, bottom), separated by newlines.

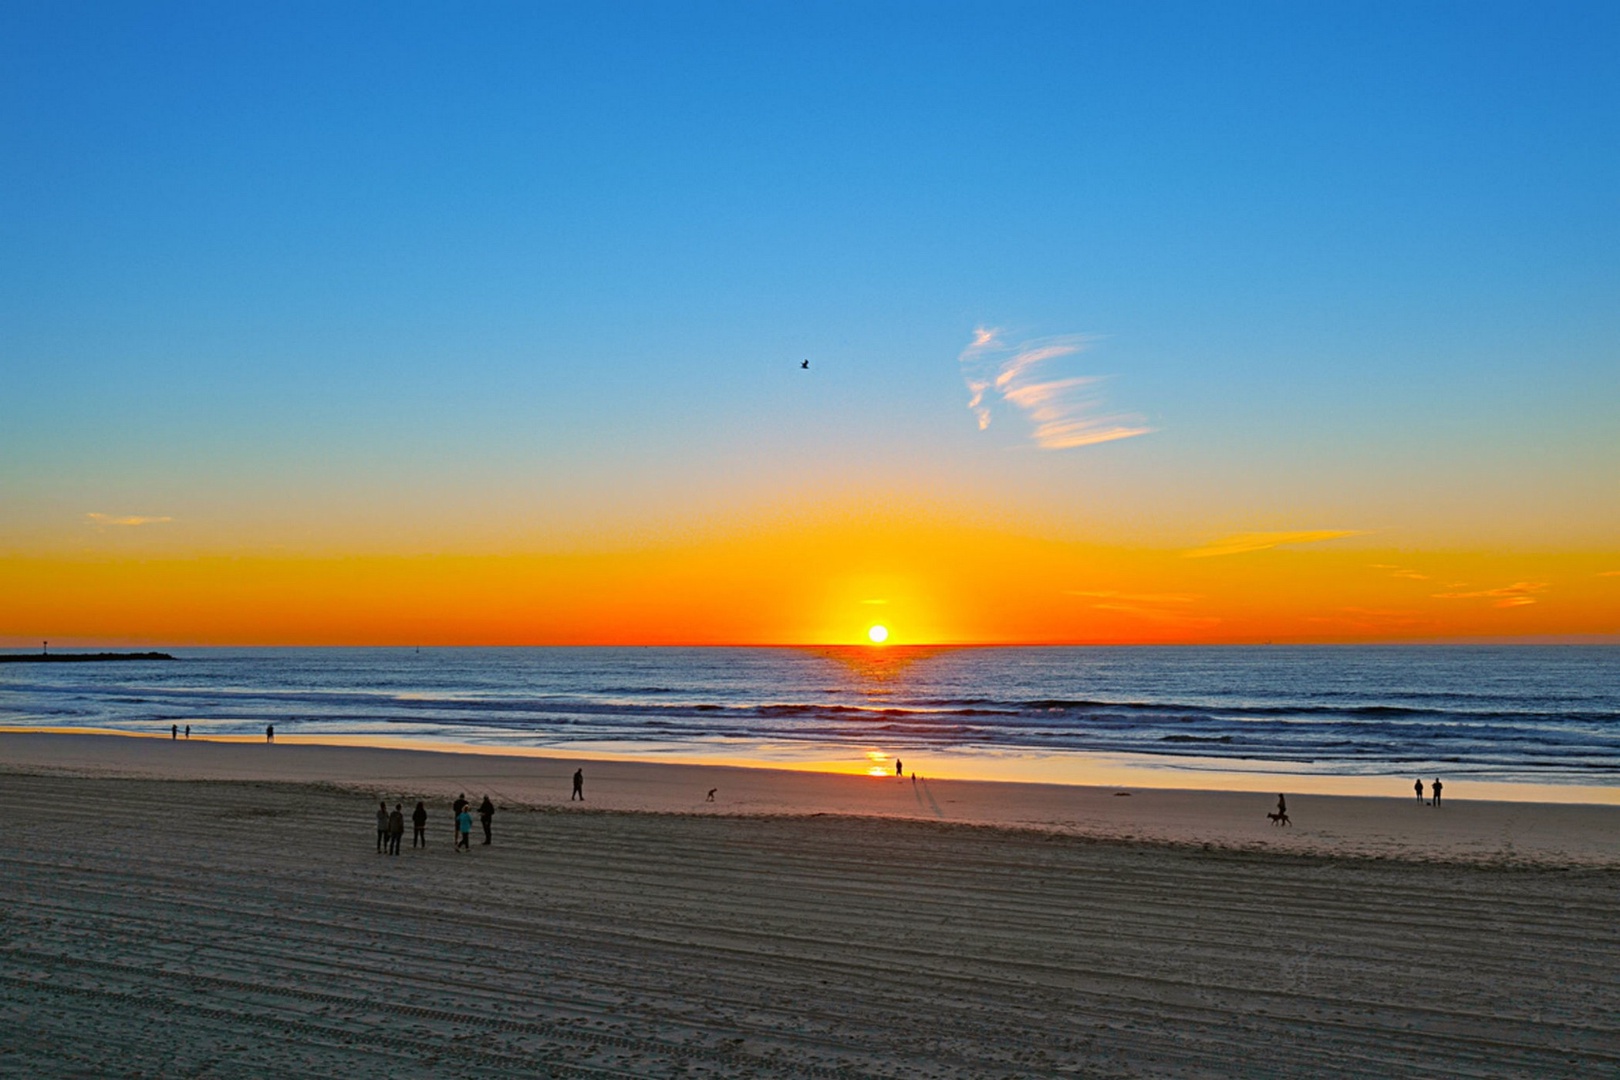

5,520,1616,647
6,6,1620,654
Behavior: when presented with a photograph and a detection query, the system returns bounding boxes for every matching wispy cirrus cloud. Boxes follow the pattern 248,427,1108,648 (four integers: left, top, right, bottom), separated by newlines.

1183,530,1364,559
86,512,174,527
1369,563,1431,580
1431,582,1548,608
959,327,1151,450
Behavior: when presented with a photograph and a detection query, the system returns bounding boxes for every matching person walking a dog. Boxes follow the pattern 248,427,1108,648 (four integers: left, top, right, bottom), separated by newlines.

1268,793,1291,826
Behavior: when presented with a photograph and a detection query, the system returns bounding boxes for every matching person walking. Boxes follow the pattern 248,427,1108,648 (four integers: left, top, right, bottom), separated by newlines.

896,758,903,778
266,724,274,744
171,724,178,740
452,793,468,844
375,801,390,854
184,725,190,739
411,801,427,848
1432,778,1443,807
1415,778,1425,804
479,796,495,846
455,805,473,851
572,769,584,801
387,804,405,856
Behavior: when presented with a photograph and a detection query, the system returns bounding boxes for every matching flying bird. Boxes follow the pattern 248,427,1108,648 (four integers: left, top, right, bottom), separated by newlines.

800,359,809,369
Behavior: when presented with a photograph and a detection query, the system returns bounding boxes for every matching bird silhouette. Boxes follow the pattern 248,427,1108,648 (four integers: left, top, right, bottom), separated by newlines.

800,359,809,369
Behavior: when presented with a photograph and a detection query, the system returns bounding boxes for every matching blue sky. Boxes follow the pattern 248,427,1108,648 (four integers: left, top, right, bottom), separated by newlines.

3,1,1617,559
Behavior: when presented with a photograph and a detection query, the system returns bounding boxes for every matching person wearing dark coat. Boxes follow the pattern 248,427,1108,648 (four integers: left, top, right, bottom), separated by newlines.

479,796,495,845
376,801,390,854
411,801,428,848
387,804,405,856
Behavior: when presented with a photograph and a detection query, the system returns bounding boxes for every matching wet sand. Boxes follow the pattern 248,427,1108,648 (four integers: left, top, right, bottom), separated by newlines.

1,733,1616,1076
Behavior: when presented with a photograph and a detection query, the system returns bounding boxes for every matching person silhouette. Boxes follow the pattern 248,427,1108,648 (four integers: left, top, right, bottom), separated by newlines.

1432,778,1443,807
479,796,495,845
706,788,717,802
266,724,274,744
455,806,472,850
411,800,427,848
896,758,903,778
376,801,390,854
184,725,190,739
388,804,405,856
1415,778,1425,804
1277,793,1287,817
171,724,177,740
452,793,467,843
572,768,584,801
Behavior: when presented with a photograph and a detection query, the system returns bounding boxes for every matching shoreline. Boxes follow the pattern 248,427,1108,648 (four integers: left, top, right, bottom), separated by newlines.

4,722,1616,806
4,730,1616,866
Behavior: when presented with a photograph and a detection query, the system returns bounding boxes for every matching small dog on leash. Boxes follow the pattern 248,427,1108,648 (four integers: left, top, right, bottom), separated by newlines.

1267,811,1291,826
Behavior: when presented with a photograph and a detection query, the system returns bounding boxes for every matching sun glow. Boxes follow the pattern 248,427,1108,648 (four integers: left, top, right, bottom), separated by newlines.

867,624,889,644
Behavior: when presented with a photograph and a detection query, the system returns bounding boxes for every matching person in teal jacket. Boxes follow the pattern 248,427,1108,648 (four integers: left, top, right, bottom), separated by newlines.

455,806,473,850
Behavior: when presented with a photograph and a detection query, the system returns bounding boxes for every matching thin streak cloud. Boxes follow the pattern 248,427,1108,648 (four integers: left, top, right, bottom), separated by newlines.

959,328,1152,450
1369,563,1431,580
1183,530,1364,558
1431,582,1548,608
86,513,174,527
1066,590,1216,629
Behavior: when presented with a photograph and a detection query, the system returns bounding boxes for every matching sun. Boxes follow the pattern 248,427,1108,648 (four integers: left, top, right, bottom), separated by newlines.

867,624,889,644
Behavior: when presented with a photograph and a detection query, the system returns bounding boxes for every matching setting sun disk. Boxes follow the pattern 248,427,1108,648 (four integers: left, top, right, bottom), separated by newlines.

867,624,889,644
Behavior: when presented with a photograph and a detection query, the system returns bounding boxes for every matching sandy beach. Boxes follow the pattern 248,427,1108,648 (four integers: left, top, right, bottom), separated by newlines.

2,732,1617,1077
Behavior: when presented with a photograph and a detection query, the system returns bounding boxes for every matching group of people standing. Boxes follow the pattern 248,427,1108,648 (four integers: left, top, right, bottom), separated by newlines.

375,794,495,855
1415,777,1444,806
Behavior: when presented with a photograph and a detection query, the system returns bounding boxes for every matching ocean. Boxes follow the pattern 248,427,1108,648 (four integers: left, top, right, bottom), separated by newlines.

3,645,1617,796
